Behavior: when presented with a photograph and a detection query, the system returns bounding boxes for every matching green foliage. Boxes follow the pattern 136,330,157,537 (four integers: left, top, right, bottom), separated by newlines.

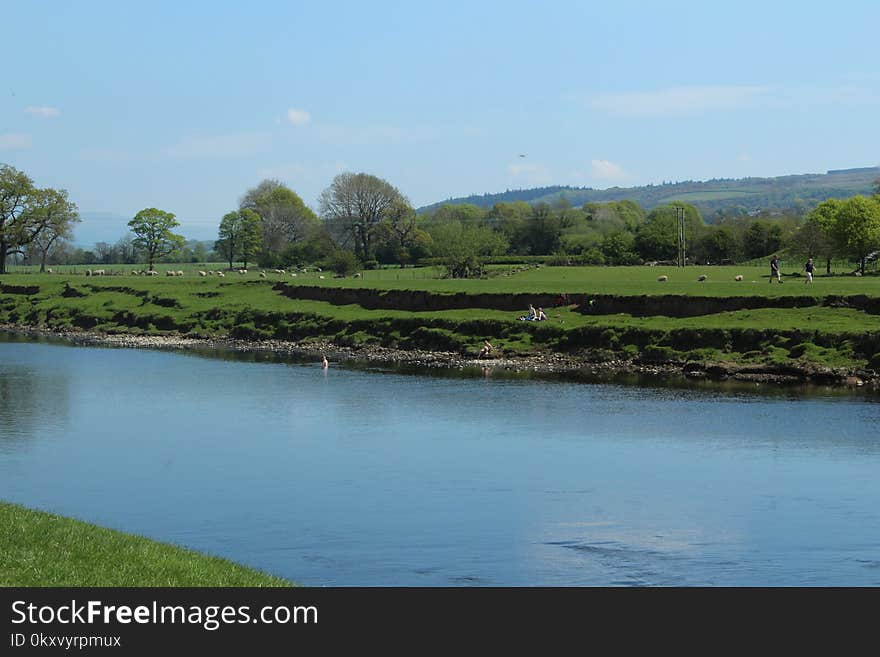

325,249,360,277
832,195,880,274
216,208,262,270
128,208,185,271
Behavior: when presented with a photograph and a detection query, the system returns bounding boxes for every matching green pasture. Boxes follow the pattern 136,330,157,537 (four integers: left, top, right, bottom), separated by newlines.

2,268,879,369
0,501,292,586
5,264,879,297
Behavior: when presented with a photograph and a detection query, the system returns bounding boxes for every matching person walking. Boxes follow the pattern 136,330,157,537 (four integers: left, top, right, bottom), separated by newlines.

804,257,815,284
770,255,783,283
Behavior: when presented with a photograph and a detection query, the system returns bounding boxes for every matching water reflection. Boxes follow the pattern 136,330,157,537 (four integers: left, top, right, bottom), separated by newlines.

0,363,70,448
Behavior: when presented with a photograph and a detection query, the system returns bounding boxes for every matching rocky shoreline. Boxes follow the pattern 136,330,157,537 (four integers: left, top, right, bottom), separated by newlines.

2,324,876,390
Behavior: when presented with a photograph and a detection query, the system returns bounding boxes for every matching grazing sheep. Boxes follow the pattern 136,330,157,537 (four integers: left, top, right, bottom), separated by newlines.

216,271,225,278
657,275,668,282
198,271,207,277
316,267,322,272
697,274,707,282
259,271,267,278
176,270,183,276
166,270,174,276
735,275,743,281
93,269,105,276
290,272,297,277
85,269,92,276
131,270,139,276
208,270,215,275
319,275,325,279
353,272,361,278
46,268,53,274
238,269,247,275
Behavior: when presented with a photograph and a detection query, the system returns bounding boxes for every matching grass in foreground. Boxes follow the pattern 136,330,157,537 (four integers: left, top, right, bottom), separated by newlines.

0,501,293,587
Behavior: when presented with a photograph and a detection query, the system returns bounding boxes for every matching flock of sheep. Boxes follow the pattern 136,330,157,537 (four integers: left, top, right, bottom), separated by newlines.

657,274,744,282
67,267,325,279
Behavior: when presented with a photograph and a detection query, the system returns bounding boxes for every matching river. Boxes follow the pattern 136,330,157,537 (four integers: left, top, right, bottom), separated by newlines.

1,333,879,586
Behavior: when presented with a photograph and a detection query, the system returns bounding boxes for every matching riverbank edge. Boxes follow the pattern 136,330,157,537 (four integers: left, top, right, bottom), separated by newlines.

0,501,294,587
3,323,876,389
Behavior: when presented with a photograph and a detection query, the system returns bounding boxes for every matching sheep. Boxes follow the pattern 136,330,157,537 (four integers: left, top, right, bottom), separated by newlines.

131,270,139,276
166,270,174,276
697,274,707,282
198,271,207,277
93,269,105,276
85,270,92,276
216,271,225,278
353,272,361,278
176,270,184,276
208,270,215,275
148,270,159,276
735,275,743,281
238,269,247,275
259,271,267,278
46,268,53,274
290,272,297,277
319,275,325,279
657,275,668,282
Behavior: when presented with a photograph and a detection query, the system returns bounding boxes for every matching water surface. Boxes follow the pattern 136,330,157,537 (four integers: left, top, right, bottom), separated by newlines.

1,334,879,586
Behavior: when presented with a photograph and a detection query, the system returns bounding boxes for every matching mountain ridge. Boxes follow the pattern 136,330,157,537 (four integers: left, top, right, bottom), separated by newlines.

417,166,880,217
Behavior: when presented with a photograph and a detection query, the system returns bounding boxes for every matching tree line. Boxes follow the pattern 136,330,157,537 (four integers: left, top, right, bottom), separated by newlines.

3,162,879,276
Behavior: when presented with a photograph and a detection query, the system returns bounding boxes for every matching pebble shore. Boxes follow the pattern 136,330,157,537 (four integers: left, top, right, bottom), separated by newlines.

2,324,876,389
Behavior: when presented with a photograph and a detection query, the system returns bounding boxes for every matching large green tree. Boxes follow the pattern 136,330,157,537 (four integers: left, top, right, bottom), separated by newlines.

240,179,318,265
128,208,185,271
29,188,80,272
216,208,262,270
806,198,843,273
319,172,409,261
634,202,703,262
832,195,880,275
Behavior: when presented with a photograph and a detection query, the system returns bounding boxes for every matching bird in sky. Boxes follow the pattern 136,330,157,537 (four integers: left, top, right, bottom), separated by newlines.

518,154,526,157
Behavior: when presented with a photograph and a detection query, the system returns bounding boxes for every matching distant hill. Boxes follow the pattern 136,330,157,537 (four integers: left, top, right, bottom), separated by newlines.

418,166,880,218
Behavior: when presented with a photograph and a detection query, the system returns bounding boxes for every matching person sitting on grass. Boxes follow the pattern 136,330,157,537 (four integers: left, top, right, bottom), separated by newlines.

518,304,538,321
536,307,547,321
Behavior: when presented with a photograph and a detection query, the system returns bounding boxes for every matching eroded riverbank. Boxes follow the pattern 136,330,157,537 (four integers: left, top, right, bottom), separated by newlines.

3,324,876,390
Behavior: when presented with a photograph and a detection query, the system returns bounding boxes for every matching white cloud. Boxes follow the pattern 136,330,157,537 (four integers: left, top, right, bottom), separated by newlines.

0,133,31,149
590,159,627,182
589,85,768,117
24,106,60,118
162,133,266,158
286,108,311,126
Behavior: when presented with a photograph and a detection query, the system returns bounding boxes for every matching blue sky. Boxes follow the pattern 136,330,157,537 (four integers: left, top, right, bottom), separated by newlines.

2,1,879,244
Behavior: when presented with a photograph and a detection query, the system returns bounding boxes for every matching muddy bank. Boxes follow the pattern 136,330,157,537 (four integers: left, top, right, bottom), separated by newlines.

273,283,880,317
3,324,876,390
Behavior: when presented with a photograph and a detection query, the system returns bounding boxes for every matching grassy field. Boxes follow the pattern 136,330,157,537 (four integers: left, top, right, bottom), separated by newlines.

8,263,879,296
2,266,879,371
0,501,293,586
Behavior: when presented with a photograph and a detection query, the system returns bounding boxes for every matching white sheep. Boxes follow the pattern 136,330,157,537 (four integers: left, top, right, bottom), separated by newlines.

259,271,267,278
319,275,325,279
217,271,225,278
176,270,183,276
735,275,743,281
657,275,668,282
46,268,53,274
290,272,297,277
239,269,247,275
697,274,707,282
198,271,207,277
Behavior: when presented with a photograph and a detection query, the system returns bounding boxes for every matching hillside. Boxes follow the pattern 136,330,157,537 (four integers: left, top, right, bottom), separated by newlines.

418,166,880,218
